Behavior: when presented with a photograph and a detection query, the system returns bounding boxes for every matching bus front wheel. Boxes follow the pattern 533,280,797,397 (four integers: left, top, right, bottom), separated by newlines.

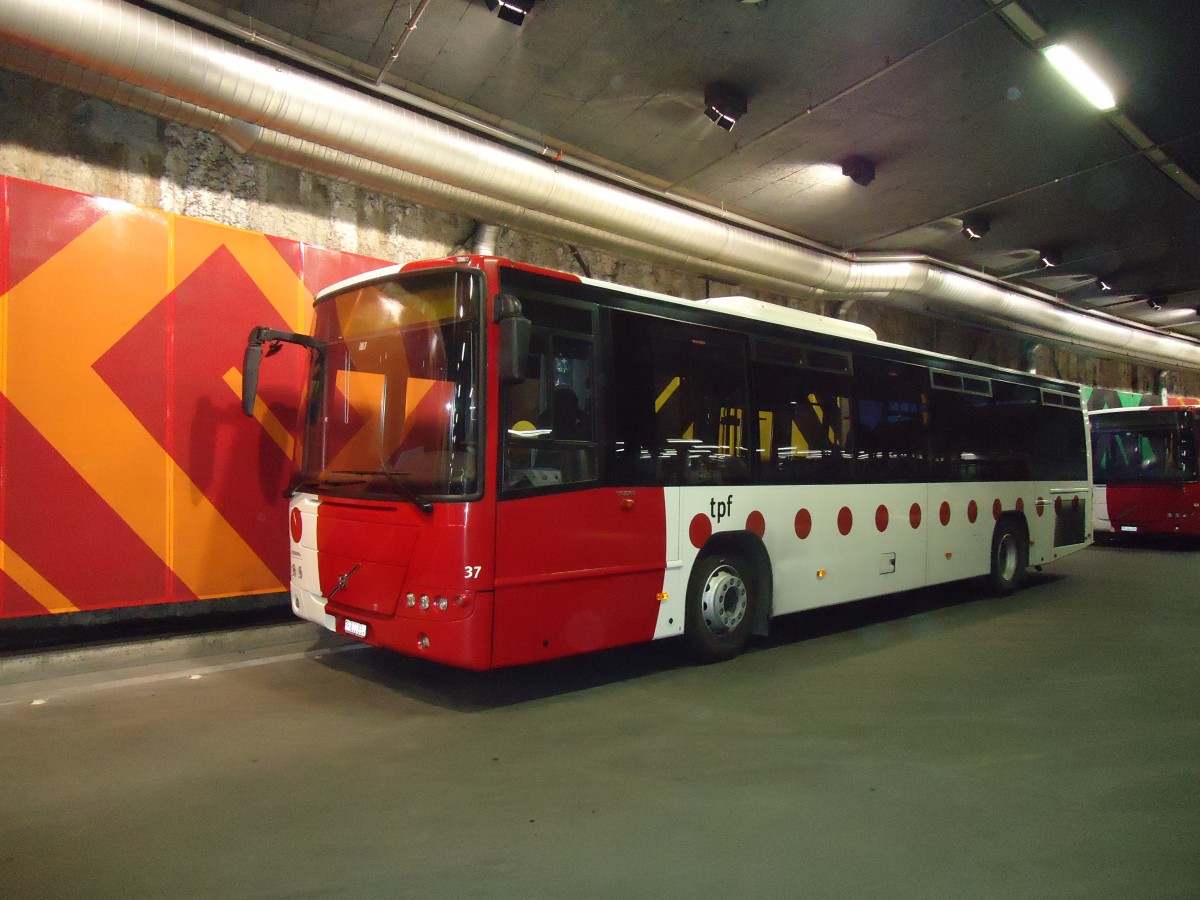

988,518,1028,596
684,551,756,662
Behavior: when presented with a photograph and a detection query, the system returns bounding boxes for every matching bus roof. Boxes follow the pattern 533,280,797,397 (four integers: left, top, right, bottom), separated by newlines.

314,257,876,341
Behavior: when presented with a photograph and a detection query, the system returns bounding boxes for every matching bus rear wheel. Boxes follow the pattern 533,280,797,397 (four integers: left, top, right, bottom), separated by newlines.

988,518,1028,596
684,551,755,662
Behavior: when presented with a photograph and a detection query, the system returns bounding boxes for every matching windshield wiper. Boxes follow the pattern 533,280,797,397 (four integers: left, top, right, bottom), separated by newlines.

328,470,434,514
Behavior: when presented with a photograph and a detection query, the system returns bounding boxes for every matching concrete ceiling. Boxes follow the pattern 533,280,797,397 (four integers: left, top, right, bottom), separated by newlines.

162,0,1200,340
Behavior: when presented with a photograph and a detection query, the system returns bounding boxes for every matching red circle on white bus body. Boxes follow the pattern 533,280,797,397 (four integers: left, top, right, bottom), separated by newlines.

875,505,889,532
992,498,1002,521
838,506,853,536
909,503,922,529
689,514,713,549
1036,496,1045,517
795,509,812,540
746,510,766,537
289,507,303,543
939,501,951,527
967,500,978,523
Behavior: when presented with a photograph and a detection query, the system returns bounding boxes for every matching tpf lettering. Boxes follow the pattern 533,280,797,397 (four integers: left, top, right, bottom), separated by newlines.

710,494,734,523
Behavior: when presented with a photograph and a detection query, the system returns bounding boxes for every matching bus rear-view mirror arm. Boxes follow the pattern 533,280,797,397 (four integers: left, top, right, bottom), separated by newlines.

242,326,324,417
495,293,530,385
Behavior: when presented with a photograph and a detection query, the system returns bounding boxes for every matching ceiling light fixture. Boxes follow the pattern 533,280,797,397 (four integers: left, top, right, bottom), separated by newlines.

840,155,876,187
961,212,990,240
1042,43,1117,111
1097,279,1112,291
485,0,535,26
1145,295,1167,311
1039,249,1061,268
703,82,747,131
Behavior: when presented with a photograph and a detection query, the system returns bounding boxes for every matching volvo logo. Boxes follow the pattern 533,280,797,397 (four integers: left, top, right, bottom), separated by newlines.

326,563,361,601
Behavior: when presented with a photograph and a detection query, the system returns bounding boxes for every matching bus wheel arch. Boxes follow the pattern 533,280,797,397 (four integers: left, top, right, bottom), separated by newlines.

988,514,1029,596
684,532,772,662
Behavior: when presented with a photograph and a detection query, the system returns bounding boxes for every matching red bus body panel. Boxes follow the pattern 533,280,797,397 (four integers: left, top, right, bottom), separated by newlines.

492,488,667,666
312,497,498,669
1101,483,1200,535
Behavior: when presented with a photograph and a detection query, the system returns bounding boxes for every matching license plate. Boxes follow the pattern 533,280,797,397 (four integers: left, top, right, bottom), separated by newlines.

1119,526,1138,533
343,618,367,638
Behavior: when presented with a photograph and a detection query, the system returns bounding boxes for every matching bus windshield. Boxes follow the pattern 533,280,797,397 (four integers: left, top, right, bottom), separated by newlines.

1091,410,1195,485
297,268,482,501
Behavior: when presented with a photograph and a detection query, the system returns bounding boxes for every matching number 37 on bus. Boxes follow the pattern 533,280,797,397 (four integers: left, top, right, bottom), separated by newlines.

242,254,1091,670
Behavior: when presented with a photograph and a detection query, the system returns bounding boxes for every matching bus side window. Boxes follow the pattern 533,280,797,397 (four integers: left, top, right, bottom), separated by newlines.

752,362,850,484
651,343,749,487
610,311,749,486
852,356,929,483
988,381,1038,480
500,306,597,492
929,386,991,482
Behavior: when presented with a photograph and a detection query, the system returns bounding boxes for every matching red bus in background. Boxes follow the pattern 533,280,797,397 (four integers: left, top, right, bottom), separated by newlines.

1090,406,1200,537
243,255,1091,670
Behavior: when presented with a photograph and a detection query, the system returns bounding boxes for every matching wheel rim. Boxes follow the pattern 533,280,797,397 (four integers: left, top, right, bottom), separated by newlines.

699,564,748,635
996,532,1018,583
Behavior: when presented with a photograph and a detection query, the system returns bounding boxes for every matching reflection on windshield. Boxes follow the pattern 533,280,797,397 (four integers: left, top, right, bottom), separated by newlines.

297,269,480,500
1092,422,1193,485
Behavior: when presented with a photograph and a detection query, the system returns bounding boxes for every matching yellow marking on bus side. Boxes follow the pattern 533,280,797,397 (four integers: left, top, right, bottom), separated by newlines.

792,421,809,453
802,396,839,447
224,368,294,457
0,541,80,614
655,377,680,412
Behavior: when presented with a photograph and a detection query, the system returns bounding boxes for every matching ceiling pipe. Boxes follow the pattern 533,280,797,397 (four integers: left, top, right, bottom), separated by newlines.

140,0,836,259
3,0,1200,372
0,44,824,302
375,0,433,85
471,223,501,257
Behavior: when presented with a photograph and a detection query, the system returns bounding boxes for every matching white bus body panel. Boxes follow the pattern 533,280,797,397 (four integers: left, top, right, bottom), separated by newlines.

655,480,1088,637
288,494,336,631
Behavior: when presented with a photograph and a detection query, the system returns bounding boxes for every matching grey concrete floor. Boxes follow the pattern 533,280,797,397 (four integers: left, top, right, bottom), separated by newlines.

1,541,1198,900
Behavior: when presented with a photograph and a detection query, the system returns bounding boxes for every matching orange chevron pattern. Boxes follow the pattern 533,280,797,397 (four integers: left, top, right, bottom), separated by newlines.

0,176,391,619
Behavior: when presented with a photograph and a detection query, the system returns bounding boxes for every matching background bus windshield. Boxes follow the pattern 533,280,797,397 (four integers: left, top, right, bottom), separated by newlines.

298,270,480,499
1092,411,1195,485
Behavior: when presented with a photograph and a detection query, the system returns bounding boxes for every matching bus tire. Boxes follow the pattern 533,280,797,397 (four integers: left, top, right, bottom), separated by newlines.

988,518,1028,596
684,550,756,662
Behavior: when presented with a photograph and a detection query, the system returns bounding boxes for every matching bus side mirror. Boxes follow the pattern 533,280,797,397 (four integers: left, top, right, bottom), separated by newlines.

496,293,530,385
242,337,263,417
241,326,324,417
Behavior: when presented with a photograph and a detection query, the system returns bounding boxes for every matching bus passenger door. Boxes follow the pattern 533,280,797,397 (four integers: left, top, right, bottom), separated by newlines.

493,297,668,666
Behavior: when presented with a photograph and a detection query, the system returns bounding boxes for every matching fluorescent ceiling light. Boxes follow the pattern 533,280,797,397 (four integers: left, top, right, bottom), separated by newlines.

1042,44,1116,111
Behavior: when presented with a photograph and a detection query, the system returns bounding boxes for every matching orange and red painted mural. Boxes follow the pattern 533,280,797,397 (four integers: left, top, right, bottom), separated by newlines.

0,176,390,620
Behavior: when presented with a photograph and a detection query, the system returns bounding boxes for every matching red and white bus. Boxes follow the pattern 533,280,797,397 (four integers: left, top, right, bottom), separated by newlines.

1090,406,1200,537
242,255,1092,669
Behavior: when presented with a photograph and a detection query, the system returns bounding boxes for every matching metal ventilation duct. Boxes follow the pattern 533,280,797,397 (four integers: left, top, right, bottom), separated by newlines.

3,0,1200,371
